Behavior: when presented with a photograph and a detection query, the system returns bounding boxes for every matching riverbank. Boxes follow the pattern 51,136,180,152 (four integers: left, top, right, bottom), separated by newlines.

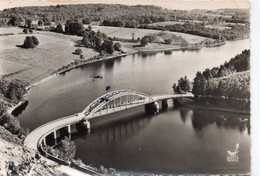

4,38,231,116
183,102,250,114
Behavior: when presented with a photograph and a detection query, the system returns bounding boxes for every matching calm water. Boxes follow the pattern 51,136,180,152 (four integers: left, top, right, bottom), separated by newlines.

16,39,250,174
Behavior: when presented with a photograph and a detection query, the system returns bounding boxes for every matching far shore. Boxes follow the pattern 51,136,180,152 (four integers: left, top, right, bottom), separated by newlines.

2,30,236,116
5,43,198,115
183,102,250,115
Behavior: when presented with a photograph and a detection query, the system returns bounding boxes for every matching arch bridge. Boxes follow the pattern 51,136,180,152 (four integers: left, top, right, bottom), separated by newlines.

24,89,193,173
83,89,154,119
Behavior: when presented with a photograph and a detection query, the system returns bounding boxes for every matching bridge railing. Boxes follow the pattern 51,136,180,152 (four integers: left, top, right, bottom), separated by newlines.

24,113,84,146
83,89,153,115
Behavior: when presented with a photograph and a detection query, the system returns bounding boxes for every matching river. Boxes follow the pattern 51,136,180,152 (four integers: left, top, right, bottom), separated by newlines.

16,39,250,174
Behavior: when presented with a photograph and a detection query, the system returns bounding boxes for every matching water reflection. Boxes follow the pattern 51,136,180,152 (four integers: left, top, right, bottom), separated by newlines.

190,109,250,134
179,109,193,123
138,52,157,58
12,101,29,117
164,51,172,55
104,59,115,70
78,112,152,144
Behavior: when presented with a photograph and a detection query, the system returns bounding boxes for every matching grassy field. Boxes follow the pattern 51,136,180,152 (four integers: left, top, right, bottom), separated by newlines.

92,26,208,44
0,27,24,35
0,27,98,84
0,26,210,84
205,25,231,30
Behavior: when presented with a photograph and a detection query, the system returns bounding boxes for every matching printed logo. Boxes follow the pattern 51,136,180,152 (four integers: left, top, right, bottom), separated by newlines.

227,143,239,162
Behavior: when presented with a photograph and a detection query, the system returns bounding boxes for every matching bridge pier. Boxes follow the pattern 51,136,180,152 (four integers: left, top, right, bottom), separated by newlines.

67,125,71,139
162,99,168,110
53,131,57,145
145,101,159,114
173,98,182,107
42,137,46,146
83,120,91,133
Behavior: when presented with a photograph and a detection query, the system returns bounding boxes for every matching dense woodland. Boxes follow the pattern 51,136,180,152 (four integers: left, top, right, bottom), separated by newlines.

192,49,250,109
0,79,28,137
0,4,249,26
0,4,250,42
139,22,249,40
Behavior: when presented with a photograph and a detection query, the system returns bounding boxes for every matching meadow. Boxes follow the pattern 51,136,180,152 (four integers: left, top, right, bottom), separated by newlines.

0,27,98,84
92,26,208,44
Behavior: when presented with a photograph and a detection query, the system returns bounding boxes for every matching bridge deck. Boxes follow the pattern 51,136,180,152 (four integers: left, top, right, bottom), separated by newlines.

24,93,193,150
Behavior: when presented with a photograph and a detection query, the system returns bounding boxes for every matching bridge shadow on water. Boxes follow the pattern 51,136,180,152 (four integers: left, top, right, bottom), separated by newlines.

77,106,154,143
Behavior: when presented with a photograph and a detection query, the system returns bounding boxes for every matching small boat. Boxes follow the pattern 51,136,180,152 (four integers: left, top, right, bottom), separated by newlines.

106,86,111,91
90,75,103,79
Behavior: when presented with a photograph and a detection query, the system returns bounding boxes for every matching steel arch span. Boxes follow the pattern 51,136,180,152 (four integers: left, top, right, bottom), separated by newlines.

82,89,154,118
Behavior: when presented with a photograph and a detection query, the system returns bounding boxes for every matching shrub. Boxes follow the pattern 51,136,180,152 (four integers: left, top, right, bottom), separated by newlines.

164,38,172,44
38,20,43,26
0,113,21,134
23,36,39,48
113,42,122,51
31,36,39,46
22,28,28,34
74,48,83,55
0,78,27,102
59,137,76,161
140,37,148,46
56,24,64,33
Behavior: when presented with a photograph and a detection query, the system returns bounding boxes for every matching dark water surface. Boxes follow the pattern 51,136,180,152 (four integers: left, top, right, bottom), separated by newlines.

17,39,250,174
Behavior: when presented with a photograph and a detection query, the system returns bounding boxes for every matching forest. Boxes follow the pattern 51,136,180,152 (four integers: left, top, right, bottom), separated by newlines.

0,4,249,27
139,22,249,40
192,49,250,110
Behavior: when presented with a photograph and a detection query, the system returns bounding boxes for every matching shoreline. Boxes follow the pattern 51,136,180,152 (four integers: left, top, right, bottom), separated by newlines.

5,39,235,116
183,102,250,115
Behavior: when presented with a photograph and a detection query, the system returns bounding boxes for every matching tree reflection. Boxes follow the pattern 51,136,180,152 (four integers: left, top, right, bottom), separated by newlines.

139,52,157,58
179,109,193,124
11,100,29,117
190,109,250,134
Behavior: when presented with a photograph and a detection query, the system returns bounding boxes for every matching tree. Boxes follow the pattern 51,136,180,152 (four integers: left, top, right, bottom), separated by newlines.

23,36,35,48
0,113,21,134
88,25,92,31
25,19,32,28
59,137,76,161
94,35,103,48
192,71,207,95
65,20,84,35
140,37,148,46
178,76,191,93
23,28,28,34
8,16,21,26
82,18,91,24
131,33,135,40
211,67,219,78
32,36,39,46
38,20,43,26
23,36,39,48
82,36,90,47
102,40,114,54
56,24,64,33
203,68,213,80
113,42,122,51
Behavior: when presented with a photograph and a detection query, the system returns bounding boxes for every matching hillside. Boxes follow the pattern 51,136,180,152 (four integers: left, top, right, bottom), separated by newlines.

0,4,249,26
0,126,62,175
